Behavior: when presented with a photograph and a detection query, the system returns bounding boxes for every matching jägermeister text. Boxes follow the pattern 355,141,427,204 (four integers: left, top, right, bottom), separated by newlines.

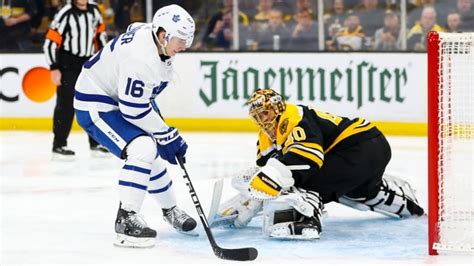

199,59,407,109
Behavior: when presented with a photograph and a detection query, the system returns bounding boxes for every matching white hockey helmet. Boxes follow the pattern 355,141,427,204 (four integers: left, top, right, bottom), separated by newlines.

152,4,195,48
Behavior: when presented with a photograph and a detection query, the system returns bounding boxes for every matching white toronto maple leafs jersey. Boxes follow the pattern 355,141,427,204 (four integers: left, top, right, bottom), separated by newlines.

74,22,173,134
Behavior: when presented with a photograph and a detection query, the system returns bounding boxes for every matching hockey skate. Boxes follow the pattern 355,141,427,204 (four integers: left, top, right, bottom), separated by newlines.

162,206,197,236
52,146,75,161
90,144,111,158
114,204,157,248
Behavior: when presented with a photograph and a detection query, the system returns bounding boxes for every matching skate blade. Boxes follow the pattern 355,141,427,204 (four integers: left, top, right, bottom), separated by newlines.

113,234,155,248
51,153,75,162
177,229,199,237
90,150,112,158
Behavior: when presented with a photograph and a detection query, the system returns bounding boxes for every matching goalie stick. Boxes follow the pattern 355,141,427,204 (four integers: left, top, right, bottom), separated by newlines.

176,157,258,261
207,179,224,226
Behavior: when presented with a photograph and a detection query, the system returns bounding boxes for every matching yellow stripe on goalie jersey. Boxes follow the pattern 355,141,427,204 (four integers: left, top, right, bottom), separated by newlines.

326,118,375,153
287,147,324,168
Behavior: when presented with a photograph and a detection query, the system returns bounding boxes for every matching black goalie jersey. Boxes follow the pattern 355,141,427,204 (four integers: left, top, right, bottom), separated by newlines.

255,103,382,187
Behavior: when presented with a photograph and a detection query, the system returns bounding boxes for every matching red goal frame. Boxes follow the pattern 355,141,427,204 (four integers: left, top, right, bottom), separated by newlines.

427,31,440,256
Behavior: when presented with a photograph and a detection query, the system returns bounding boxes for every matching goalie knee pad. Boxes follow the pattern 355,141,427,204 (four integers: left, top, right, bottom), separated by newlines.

338,175,425,218
262,188,323,240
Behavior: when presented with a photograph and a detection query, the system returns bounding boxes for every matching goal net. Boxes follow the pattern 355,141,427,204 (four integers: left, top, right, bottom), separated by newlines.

427,31,474,255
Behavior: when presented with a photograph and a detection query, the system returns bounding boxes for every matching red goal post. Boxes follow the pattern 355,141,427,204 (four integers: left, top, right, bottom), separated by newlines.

427,31,473,255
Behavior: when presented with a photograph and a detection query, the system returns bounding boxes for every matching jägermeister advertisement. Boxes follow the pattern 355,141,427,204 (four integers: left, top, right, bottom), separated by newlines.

166,53,426,123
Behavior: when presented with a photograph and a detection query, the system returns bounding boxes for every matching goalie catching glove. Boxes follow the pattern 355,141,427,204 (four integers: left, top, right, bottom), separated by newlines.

248,158,294,201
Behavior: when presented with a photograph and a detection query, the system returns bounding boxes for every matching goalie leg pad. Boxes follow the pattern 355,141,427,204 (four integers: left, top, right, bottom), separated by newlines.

338,175,424,218
263,188,323,240
216,193,263,228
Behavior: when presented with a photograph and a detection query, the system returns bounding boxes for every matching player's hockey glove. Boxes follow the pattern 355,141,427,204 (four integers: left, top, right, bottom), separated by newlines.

154,127,187,165
248,158,294,201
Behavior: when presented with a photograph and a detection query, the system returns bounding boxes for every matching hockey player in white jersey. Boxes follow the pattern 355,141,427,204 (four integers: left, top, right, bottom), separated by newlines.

74,5,197,248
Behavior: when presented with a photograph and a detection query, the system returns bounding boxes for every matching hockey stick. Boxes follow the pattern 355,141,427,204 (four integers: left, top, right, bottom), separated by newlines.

176,157,258,261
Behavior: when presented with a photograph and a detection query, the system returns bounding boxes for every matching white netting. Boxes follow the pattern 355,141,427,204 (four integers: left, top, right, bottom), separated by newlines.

435,32,474,253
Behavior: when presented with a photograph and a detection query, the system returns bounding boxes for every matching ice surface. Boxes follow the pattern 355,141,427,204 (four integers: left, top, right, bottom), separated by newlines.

1,132,472,265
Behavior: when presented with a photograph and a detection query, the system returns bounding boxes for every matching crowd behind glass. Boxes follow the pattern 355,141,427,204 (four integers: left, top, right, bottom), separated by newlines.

1,0,473,53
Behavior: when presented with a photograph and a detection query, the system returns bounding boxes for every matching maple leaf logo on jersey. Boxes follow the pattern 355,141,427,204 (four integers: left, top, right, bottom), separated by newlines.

172,15,181,23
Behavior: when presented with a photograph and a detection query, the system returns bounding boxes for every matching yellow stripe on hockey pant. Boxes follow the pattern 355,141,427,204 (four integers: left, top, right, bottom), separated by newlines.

250,174,281,198
326,119,376,153
288,148,324,168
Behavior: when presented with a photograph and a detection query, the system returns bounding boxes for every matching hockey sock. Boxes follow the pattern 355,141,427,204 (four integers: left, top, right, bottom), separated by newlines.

148,158,177,209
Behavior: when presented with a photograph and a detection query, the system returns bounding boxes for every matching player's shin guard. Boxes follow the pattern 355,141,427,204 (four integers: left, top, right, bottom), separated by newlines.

338,175,425,218
263,188,323,240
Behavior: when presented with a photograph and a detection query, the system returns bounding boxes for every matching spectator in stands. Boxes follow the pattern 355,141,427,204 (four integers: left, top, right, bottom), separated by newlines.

445,12,462,33
113,0,132,33
113,0,145,34
254,0,274,23
354,0,385,40
255,8,290,51
407,0,450,29
407,6,444,51
0,0,37,51
324,0,348,46
329,12,366,51
292,0,316,20
456,0,474,31
289,8,318,51
192,0,249,51
206,11,234,51
374,10,402,51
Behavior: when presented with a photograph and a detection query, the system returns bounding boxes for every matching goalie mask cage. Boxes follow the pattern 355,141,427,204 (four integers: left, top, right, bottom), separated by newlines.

428,31,474,255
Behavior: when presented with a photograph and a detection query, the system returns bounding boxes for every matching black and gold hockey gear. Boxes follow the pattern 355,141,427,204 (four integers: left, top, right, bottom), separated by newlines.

246,89,286,140
254,100,383,201
256,103,379,168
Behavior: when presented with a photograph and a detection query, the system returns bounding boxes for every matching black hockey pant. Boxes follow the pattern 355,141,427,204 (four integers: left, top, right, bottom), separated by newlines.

302,134,392,204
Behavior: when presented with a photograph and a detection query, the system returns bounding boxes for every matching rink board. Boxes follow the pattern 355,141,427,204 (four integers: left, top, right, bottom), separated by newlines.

0,53,427,135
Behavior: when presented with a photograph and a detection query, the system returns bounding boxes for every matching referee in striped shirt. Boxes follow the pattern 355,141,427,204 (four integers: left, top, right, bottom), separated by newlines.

44,0,109,160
